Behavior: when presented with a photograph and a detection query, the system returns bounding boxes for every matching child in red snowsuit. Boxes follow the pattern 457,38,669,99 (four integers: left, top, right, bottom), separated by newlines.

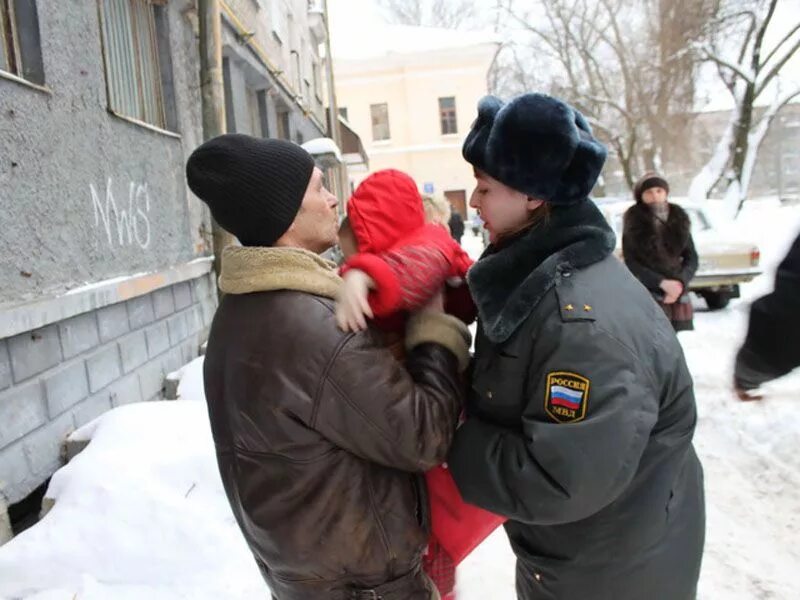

336,169,504,600
336,171,475,335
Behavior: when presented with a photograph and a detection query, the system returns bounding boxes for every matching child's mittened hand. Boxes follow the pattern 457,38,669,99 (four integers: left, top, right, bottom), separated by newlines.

336,270,375,332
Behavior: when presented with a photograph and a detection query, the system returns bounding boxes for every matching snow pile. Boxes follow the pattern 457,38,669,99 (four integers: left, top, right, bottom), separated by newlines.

174,356,206,403
0,385,264,600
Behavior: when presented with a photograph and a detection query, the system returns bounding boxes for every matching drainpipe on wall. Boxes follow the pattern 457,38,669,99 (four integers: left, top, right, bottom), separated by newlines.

198,0,233,295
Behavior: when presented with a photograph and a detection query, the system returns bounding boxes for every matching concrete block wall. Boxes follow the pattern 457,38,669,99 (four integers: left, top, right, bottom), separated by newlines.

0,272,217,507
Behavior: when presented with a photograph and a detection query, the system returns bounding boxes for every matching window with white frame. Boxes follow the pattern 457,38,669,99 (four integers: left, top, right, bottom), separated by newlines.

290,49,302,97
370,103,390,141
270,0,285,43
0,0,44,85
276,105,291,140
312,60,322,102
98,0,175,130
304,40,314,103
439,96,457,135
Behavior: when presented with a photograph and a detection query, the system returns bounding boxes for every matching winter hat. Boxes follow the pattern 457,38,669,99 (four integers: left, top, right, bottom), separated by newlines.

346,169,425,253
462,93,607,205
186,134,315,246
634,172,670,203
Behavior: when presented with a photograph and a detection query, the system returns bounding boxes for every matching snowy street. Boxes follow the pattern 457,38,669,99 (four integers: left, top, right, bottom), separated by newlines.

0,201,798,600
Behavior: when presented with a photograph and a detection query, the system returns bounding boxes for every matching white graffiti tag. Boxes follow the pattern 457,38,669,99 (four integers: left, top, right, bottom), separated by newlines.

90,178,152,249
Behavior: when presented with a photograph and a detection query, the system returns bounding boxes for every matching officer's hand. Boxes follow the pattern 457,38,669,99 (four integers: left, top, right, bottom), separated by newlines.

660,279,683,304
336,269,374,332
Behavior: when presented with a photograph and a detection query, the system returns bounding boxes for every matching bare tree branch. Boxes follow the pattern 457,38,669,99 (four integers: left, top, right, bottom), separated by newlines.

750,0,779,74
377,0,423,25
736,11,757,66
756,36,800,96
759,22,800,69
698,46,756,84
377,0,476,28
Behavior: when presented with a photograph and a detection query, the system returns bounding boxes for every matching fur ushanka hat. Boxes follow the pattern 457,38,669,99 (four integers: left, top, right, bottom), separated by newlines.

462,93,607,205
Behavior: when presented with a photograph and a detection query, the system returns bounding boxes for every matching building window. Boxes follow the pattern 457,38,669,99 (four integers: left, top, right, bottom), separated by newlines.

290,49,301,96
246,88,268,137
222,56,236,132
98,0,175,130
270,0,284,43
370,103,390,141
0,0,44,85
256,89,270,138
338,106,348,121
312,60,322,103
439,96,457,135
277,107,291,140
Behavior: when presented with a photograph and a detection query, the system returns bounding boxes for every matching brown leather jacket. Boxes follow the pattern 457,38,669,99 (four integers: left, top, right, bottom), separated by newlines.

203,247,470,599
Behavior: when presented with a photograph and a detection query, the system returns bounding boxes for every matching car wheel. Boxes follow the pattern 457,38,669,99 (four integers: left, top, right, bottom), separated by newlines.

703,291,731,310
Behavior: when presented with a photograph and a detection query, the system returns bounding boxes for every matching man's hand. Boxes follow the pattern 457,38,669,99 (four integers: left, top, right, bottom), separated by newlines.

659,279,684,305
336,270,375,332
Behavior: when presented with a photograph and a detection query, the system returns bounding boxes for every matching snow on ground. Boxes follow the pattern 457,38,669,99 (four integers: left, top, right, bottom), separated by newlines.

0,360,266,600
0,201,798,600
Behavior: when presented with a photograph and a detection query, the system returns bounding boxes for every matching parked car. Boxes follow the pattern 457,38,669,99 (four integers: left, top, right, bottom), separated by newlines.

595,199,762,309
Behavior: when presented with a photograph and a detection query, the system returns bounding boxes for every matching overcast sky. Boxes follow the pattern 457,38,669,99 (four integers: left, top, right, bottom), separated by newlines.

328,0,800,112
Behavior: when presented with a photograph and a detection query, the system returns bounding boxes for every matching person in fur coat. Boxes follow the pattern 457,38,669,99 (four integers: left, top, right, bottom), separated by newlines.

622,173,699,331
446,93,705,600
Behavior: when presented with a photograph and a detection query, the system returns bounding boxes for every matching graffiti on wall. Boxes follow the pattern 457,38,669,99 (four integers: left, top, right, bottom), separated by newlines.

90,178,152,250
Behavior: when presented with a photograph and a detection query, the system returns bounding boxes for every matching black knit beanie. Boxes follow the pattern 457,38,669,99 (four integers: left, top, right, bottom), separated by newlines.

634,172,670,203
185,134,315,246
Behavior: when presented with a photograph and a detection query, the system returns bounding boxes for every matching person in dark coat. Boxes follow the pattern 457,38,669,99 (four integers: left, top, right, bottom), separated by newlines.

735,230,800,400
622,173,699,331
448,209,465,244
186,134,471,600
447,93,705,600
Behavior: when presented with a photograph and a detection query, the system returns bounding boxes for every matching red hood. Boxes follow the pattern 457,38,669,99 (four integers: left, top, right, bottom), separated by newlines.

347,169,425,253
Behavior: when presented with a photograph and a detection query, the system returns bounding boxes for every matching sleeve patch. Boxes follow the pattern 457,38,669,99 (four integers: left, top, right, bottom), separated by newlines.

545,371,590,423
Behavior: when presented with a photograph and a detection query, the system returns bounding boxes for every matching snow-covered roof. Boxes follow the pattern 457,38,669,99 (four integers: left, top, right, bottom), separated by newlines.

301,137,343,162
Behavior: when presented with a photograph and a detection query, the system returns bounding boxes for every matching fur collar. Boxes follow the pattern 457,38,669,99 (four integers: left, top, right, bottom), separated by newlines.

218,246,341,299
623,202,691,277
468,200,616,343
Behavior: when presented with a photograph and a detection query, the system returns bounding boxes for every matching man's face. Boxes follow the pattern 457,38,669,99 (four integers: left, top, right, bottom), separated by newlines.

280,168,339,253
641,186,668,205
